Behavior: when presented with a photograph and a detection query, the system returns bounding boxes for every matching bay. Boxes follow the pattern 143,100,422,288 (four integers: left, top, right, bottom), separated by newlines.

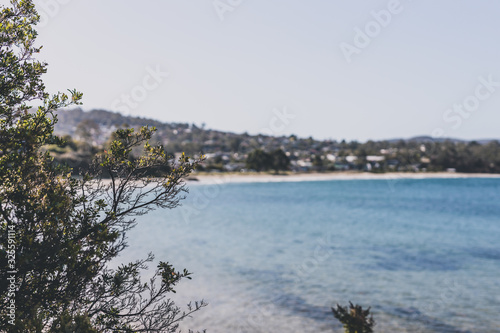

117,177,500,332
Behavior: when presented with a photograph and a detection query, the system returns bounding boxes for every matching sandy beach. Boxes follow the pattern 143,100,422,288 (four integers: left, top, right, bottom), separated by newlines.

187,171,500,185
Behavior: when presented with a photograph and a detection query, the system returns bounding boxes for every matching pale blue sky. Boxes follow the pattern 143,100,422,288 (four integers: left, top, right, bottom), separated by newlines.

30,0,500,141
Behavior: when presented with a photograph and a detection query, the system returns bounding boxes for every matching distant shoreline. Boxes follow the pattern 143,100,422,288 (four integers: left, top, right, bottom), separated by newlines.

186,171,500,185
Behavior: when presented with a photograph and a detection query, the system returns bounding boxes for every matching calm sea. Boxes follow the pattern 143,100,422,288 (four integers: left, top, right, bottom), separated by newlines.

118,177,500,332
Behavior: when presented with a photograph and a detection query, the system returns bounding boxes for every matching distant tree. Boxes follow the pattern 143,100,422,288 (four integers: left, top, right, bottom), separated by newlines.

229,137,243,152
348,140,359,150
0,1,205,331
246,149,272,171
213,155,224,164
75,119,101,143
332,302,375,333
60,134,78,151
337,149,348,157
271,149,290,173
312,154,323,170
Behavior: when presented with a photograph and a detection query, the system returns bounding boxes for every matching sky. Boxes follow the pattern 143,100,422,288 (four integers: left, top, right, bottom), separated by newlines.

15,0,500,141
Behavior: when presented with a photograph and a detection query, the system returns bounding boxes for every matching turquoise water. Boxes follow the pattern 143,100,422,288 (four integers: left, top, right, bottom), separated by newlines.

119,177,500,332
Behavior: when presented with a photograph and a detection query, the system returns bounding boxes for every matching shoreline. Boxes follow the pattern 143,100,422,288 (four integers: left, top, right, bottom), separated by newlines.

187,171,500,185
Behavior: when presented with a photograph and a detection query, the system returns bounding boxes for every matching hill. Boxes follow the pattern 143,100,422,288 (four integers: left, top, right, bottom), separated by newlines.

52,108,500,174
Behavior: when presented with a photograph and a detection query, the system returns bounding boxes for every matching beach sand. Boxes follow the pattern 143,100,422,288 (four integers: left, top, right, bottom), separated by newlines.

187,171,500,185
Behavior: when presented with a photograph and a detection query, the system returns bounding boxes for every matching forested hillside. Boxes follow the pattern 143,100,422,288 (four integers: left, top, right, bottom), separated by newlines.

52,108,500,174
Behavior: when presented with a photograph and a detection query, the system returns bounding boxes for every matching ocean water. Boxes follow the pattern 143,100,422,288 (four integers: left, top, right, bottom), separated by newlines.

117,177,500,332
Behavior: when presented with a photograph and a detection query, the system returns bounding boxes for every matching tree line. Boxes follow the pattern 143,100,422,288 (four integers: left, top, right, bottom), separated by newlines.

53,110,500,175
48,131,500,175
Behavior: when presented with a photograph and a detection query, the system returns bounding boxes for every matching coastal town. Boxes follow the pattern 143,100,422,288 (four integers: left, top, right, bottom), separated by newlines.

53,108,500,175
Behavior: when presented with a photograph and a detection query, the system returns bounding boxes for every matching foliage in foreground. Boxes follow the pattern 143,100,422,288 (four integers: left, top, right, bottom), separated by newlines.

0,1,205,331
332,302,375,333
